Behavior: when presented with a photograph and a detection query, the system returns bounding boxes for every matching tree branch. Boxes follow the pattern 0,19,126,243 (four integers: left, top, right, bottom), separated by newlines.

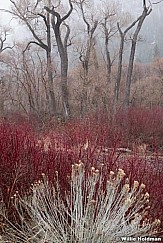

37,13,48,28
152,0,163,3
23,41,44,53
61,0,73,22
44,6,61,25
9,0,47,50
63,23,70,47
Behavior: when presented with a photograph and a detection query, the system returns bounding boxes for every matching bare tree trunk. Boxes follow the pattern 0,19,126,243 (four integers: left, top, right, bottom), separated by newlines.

115,20,142,104
101,19,112,84
114,1,152,108
0,78,5,117
79,62,88,117
45,2,73,118
61,52,70,117
124,1,152,107
80,33,98,116
79,39,91,117
114,26,125,103
46,8,57,115
55,24,71,118
106,46,111,84
92,42,99,85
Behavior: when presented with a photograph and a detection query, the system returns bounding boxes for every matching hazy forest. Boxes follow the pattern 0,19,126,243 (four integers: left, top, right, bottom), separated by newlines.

0,0,163,242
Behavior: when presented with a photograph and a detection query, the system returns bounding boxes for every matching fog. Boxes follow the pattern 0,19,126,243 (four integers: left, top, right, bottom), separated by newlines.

0,0,163,62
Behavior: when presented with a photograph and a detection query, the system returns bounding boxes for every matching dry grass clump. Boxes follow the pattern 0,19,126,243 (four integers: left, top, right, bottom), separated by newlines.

0,163,161,242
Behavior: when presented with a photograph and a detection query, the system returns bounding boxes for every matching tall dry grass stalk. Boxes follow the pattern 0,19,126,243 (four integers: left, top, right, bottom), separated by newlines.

0,162,161,242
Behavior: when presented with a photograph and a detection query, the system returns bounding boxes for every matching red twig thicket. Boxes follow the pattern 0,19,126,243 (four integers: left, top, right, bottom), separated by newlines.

0,107,162,231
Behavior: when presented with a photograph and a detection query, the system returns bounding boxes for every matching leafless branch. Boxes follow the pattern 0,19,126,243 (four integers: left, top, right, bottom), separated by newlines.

23,41,43,53
152,0,163,4
63,23,70,47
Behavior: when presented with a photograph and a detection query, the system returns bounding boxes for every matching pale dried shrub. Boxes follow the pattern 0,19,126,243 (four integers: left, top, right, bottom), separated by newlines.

0,163,161,242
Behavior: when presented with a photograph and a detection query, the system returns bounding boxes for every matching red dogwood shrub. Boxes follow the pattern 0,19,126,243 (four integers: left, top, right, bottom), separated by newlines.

0,110,162,231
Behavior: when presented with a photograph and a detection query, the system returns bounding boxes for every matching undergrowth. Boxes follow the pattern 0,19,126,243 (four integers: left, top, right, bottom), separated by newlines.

0,107,162,239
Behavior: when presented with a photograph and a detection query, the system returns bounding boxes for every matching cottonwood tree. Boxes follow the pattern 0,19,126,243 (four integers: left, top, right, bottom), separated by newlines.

113,0,152,107
114,21,134,104
100,2,119,85
0,26,14,116
44,0,73,118
22,46,51,117
73,0,99,116
4,0,57,116
7,43,56,122
124,0,152,107
2,44,37,115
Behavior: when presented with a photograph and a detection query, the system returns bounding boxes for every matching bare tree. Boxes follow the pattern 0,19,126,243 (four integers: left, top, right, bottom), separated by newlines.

44,0,73,118
115,18,139,104
73,0,98,116
100,3,117,84
114,0,152,107
0,27,14,116
0,28,14,54
124,0,152,107
5,0,57,116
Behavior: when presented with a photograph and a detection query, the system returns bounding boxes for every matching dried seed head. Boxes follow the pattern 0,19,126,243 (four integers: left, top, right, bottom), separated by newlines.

107,179,113,184
124,184,130,192
125,198,132,205
92,172,98,177
118,168,125,177
118,168,124,173
154,219,161,225
91,167,95,171
144,192,150,198
78,162,84,167
133,180,139,189
95,169,99,173
109,171,115,180
134,213,140,218
96,230,103,236
142,220,148,227
140,183,146,189
89,199,96,205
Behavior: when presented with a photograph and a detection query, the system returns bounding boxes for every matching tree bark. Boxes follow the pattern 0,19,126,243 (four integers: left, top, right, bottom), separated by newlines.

45,2,73,118
125,3,152,107
114,25,125,103
46,7,57,115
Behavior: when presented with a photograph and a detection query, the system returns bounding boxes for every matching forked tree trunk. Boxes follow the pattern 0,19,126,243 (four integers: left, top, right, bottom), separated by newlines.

124,1,152,107
114,1,152,109
45,2,73,118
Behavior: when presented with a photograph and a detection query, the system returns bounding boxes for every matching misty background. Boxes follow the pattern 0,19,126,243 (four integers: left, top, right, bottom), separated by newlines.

1,0,163,63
